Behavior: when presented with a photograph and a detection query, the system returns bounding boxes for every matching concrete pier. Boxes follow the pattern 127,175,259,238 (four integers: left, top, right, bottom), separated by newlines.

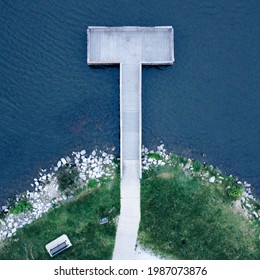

87,26,174,259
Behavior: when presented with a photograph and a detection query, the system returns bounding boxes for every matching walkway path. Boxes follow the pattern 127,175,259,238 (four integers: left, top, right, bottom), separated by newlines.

112,160,140,259
87,26,174,259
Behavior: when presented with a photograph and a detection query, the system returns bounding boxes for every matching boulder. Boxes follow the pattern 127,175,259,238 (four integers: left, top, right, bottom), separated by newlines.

209,176,216,183
76,153,81,159
57,161,62,168
252,211,258,218
79,174,87,181
92,150,96,156
61,158,67,165
80,150,86,155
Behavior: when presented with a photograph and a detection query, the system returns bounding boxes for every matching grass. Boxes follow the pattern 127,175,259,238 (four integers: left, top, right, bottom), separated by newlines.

139,163,260,260
0,169,120,260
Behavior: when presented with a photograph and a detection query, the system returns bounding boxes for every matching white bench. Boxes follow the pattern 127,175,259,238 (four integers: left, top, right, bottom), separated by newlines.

45,234,72,257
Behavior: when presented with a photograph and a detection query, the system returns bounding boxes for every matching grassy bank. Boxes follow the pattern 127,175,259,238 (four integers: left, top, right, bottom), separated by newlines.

0,170,120,260
139,158,260,260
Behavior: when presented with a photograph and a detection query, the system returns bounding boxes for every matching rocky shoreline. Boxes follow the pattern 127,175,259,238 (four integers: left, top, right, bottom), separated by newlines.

0,144,259,242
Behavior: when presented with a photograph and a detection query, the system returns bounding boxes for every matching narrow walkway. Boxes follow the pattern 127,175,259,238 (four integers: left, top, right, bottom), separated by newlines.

112,160,140,260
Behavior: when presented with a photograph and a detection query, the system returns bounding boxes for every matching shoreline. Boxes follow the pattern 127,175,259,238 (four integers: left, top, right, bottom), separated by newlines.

0,144,259,242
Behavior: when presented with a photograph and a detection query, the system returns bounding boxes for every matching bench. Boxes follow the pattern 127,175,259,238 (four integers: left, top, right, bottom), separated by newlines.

45,234,72,257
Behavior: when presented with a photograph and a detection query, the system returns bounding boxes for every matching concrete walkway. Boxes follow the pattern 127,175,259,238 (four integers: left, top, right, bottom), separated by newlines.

112,160,140,260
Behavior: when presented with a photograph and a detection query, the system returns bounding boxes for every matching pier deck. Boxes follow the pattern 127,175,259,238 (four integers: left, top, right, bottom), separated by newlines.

87,26,174,259
87,26,174,178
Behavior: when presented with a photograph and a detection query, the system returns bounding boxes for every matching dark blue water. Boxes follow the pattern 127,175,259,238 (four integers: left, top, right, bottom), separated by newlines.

0,0,259,204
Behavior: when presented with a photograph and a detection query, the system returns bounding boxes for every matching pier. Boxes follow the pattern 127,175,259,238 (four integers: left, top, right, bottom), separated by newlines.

87,26,174,259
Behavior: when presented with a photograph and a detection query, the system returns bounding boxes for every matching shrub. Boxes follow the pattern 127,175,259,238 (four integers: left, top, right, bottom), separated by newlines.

88,179,98,189
57,166,79,191
148,153,163,160
226,184,244,201
193,160,202,172
10,199,33,214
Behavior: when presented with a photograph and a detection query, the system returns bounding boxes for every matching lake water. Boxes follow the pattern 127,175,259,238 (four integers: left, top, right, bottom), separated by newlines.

0,0,259,205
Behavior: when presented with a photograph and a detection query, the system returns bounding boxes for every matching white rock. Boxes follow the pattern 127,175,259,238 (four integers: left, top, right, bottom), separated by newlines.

76,153,81,159
252,211,258,218
245,203,251,209
79,174,87,181
209,176,216,183
92,150,96,156
57,161,62,168
11,228,16,234
54,167,58,172
8,223,12,228
61,158,66,165
80,150,86,155
93,167,100,172
46,203,51,208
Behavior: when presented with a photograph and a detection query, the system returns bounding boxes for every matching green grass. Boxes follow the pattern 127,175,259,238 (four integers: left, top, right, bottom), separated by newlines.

139,164,260,260
0,170,120,260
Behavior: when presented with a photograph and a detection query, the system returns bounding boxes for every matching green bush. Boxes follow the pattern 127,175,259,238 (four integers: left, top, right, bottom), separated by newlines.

193,160,202,172
88,179,98,189
226,184,244,201
57,166,79,192
148,153,163,160
10,199,33,214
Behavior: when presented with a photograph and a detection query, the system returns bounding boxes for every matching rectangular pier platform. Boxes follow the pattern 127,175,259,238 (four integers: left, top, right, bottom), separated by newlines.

87,26,174,178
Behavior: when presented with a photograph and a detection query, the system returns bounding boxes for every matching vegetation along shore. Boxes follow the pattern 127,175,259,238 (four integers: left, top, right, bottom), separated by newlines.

0,144,259,259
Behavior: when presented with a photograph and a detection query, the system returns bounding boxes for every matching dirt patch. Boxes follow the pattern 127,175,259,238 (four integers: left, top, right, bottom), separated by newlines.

158,172,174,179
233,200,248,217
